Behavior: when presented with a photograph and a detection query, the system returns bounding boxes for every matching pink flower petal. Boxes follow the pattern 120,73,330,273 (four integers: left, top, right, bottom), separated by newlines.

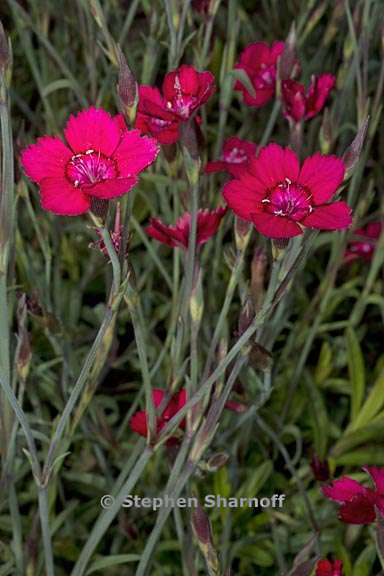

21,137,72,183
39,177,91,215
249,144,300,190
129,410,148,436
205,160,228,174
64,107,121,156
302,202,352,230
146,218,183,248
305,73,335,120
222,175,265,220
316,559,343,576
195,207,227,245
87,177,138,200
152,389,166,409
322,476,368,502
113,130,159,177
242,86,275,108
298,154,345,204
338,494,376,524
251,212,302,238
364,466,384,493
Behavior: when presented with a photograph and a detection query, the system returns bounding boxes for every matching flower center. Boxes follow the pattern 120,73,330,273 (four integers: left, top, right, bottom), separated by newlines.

223,147,248,164
166,75,197,119
66,149,118,188
263,179,312,221
256,64,276,88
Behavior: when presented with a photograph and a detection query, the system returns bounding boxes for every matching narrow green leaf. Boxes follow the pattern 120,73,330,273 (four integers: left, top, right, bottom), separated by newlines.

86,554,141,574
350,369,384,430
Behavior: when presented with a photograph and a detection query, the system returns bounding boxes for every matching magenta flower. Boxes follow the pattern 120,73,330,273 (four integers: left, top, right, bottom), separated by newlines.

21,107,159,216
282,74,335,123
130,387,243,438
345,222,383,262
135,86,181,145
135,65,215,144
192,0,211,14
322,466,384,524
316,559,343,576
130,389,187,438
310,454,330,482
234,41,284,108
222,143,352,239
146,207,227,249
205,136,257,177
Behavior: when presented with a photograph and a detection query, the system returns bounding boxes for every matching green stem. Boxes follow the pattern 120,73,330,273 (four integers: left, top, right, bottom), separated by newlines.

71,447,153,576
38,486,55,576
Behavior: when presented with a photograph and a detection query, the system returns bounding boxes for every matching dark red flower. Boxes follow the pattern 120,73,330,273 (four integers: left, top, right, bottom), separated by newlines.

135,65,215,144
345,222,383,262
322,466,384,524
282,74,335,122
234,41,284,108
316,559,343,576
130,387,242,438
223,143,351,239
311,454,330,482
21,108,159,215
146,207,227,249
130,389,186,437
205,137,257,177
192,0,211,14
135,86,181,145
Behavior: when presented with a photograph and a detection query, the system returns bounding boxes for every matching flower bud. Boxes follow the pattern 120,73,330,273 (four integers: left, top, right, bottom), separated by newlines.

234,217,252,252
16,294,32,382
0,20,10,76
117,46,138,125
342,117,369,178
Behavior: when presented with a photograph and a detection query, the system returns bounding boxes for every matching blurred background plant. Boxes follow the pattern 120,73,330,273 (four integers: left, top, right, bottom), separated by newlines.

0,0,383,575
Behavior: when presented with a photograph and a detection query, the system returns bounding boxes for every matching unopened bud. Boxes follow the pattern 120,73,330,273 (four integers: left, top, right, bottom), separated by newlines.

0,20,10,75
117,46,138,125
191,502,220,574
251,247,267,310
234,217,252,252
319,108,333,154
278,24,298,82
206,452,229,471
342,117,369,178
190,269,204,326
191,501,212,545
181,122,201,167
16,294,32,382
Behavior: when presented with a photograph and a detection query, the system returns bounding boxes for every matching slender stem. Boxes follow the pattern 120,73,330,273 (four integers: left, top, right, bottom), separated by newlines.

43,302,115,477
0,373,40,478
136,360,245,575
71,447,153,576
124,288,156,438
38,486,55,576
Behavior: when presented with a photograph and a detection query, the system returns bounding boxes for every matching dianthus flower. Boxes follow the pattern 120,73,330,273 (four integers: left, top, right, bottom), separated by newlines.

135,65,215,144
130,388,244,438
205,137,257,177
316,559,343,576
345,222,383,262
322,466,384,524
282,74,335,123
21,107,159,215
234,41,284,108
223,143,352,239
146,207,227,249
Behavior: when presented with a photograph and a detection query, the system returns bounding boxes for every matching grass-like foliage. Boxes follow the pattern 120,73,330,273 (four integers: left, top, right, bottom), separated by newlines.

0,0,383,575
